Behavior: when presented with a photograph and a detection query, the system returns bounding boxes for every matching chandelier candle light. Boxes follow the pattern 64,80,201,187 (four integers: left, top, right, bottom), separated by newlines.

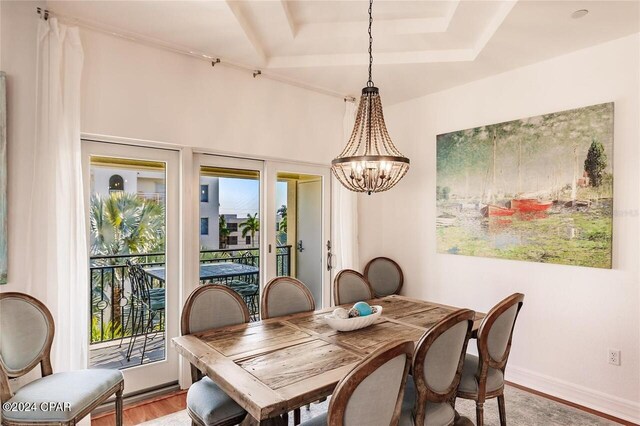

331,0,410,195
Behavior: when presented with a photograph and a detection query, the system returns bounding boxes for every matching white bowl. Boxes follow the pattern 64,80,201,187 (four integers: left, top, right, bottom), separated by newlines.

324,306,383,332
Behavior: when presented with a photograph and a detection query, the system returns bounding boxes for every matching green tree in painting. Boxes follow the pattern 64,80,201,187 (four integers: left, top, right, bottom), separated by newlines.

437,127,491,199
219,215,230,248
240,213,260,247
584,138,607,187
442,187,450,200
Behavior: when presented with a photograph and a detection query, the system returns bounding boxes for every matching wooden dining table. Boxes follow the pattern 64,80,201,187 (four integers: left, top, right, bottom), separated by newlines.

172,295,485,425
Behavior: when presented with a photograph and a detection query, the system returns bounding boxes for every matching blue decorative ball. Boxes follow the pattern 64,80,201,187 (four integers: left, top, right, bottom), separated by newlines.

353,301,373,316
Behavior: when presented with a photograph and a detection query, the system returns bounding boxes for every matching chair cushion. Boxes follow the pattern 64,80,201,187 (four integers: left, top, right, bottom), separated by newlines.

2,369,123,423
399,376,455,426
300,412,327,426
458,354,504,395
187,377,246,425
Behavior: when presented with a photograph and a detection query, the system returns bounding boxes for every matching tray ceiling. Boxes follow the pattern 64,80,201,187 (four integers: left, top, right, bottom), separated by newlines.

48,0,640,104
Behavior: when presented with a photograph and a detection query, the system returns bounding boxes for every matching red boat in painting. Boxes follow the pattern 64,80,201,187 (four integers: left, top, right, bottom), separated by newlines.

510,198,553,212
481,204,516,217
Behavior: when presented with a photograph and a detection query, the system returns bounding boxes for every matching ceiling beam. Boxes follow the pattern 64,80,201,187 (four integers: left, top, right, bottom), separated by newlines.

225,0,267,64
279,0,297,38
443,0,461,31
471,0,518,58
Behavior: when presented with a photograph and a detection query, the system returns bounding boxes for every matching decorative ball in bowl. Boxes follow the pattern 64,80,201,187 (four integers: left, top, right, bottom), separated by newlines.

324,303,383,332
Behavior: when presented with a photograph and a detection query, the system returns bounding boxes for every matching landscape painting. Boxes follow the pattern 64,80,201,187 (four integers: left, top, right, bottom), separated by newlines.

436,103,614,269
0,72,6,283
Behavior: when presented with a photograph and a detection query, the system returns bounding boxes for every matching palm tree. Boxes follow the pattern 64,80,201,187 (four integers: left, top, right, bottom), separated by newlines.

219,215,230,248
276,205,287,246
90,192,165,257
240,213,260,247
89,192,165,332
277,205,287,233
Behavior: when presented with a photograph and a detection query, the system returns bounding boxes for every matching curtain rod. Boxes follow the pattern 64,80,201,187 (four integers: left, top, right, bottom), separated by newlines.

35,7,353,101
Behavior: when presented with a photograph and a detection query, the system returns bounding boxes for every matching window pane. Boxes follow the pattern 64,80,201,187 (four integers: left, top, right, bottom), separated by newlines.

199,166,261,320
88,156,167,369
200,184,209,203
200,217,209,235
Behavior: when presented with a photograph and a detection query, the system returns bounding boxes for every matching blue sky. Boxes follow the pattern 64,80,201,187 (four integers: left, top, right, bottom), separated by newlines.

218,178,287,218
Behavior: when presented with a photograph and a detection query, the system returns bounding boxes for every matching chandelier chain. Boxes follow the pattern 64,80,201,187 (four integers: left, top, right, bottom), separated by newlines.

330,0,410,195
367,0,374,87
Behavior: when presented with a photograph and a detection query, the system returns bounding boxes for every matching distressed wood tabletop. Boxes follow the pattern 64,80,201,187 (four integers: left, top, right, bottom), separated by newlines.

172,295,485,425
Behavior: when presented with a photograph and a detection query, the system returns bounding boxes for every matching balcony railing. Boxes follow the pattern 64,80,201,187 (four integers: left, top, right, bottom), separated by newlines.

89,245,292,344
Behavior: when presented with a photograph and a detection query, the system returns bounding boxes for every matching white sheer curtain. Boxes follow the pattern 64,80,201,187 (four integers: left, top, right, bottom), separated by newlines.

26,17,87,373
331,100,360,278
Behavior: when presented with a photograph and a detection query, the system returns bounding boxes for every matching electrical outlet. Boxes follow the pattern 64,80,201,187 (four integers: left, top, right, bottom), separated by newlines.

608,349,621,366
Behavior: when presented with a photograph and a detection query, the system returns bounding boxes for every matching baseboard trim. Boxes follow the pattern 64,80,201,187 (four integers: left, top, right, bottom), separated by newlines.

506,365,640,425
91,382,180,417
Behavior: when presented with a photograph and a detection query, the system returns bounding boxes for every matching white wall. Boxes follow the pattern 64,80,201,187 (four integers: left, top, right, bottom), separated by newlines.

0,1,44,293
79,29,343,163
359,34,640,422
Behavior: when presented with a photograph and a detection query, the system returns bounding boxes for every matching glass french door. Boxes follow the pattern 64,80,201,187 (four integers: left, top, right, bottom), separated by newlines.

195,154,264,318
82,141,180,394
266,163,332,308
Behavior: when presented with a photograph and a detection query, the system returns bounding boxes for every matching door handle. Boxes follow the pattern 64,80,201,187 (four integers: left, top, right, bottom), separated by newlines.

326,240,333,271
297,240,305,252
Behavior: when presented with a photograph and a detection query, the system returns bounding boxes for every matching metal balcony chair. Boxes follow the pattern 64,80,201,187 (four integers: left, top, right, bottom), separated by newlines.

0,292,124,426
125,260,165,364
228,280,259,321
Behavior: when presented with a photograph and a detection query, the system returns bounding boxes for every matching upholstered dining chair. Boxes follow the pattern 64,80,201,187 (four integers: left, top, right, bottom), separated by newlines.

0,292,124,426
456,293,525,426
261,276,316,424
301,340,414,426
181,285,250,426
261,276,315,320
400,309,475,426
333,269,374,305
363,257,404,297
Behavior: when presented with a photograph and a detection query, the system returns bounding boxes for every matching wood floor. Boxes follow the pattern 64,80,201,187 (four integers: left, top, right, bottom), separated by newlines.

91,383,635,426
92,390,187,426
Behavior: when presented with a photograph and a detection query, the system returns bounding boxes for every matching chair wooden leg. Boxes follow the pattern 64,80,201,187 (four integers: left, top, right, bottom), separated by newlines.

475,402,484,426
115,386,123,426
498,395,507,426
293,407,301,425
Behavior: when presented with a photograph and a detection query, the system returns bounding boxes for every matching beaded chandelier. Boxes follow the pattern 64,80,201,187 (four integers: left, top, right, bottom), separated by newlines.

331,0,410,195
